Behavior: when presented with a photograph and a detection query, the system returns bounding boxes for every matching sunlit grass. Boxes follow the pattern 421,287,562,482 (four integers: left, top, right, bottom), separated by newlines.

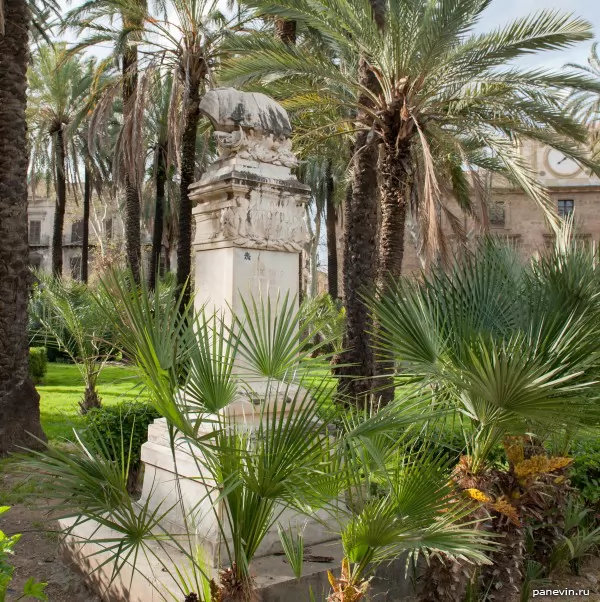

38,363,142,441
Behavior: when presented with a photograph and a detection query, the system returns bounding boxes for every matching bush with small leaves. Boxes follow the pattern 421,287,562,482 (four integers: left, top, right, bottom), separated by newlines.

83,401,160,493
28,347,47,384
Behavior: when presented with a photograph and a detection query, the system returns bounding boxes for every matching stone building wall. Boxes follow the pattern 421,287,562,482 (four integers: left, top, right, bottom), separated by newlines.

402,140,600,275
27,184,127,279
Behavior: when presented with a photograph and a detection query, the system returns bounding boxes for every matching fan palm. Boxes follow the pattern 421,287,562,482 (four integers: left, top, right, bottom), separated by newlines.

24,270,496,601
28,43,93,277
224,0,600,403
371,237,600,598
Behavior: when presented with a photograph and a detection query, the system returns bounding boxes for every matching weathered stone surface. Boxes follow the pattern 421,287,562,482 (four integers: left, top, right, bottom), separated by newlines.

200,88,292,137
199,88,298,167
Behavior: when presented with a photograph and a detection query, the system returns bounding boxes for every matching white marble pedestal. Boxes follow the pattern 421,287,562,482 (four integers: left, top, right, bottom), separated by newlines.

136,153,336,572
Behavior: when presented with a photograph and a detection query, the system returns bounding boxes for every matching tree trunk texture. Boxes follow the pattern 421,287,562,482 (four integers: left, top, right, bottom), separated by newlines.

325,159,338,299
149,143,166,291
122,47,141,283
274,18,297,44
51,127,66,277
177,84,201,309
336,58,380,407
0,0,47,455
374,138,410,405
309,206,321,298
378,139,409,288
81,164,91,283
79,385,101,414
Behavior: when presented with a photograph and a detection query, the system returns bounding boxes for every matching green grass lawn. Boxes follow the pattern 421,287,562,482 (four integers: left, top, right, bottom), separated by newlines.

38,363,143,441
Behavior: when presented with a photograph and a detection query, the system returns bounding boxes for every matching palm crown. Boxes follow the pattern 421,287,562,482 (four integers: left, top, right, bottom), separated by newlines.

226,0,600,236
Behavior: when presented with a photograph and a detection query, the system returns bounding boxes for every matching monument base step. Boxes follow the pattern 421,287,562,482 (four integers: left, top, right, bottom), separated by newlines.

58,518,415,602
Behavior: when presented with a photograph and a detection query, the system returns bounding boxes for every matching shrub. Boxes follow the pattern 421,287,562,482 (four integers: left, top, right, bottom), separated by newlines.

570,437,600,507
28,347,48,384
83,401,160,493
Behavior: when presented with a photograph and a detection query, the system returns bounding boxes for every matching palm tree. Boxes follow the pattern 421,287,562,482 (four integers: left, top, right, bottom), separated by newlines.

28,43,91,277
0,0,48,455
225,0,600,404
66,0,162,283
140,0,231,306
32,273,118,413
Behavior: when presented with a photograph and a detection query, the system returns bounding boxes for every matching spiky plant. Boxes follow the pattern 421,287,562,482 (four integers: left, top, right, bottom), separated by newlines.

30,273,119,413
371,234,600,599
23,269,497,601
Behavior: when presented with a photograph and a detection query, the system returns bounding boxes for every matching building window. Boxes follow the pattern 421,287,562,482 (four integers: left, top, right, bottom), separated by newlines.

29,220,41,244
558,199,574,218
70,256,82,280
105,218,113,241
71,220,84,243
489,201,506,227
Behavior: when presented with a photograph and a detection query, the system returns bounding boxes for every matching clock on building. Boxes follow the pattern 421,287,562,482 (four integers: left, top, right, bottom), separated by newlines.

545,148,581,177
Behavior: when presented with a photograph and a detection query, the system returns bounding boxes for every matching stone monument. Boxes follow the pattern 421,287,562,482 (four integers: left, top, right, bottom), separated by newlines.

138,88,335,572
190,88,308,319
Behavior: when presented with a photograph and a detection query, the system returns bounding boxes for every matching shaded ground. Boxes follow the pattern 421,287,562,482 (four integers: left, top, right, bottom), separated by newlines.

0,461,101,602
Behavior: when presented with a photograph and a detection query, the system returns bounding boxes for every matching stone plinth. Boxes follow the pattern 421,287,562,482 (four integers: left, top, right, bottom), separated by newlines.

139,415,338,569
60,90,339,600
190,154,310,320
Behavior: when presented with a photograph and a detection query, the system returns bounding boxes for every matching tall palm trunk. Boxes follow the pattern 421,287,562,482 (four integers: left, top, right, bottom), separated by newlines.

274,17,302,303
81,164,91,283
374,137,410,405
52,126,66,277
378,138,409,287
337,59,379,406
177,83,201,308
0,0,46,455
150,143,166,291
325,158,338,299
122,46,141,283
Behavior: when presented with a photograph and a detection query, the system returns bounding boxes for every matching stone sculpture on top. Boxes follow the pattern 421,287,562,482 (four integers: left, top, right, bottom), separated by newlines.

199,88,298,168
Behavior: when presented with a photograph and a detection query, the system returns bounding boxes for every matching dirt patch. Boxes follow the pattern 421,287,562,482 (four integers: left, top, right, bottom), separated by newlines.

0,462,100,602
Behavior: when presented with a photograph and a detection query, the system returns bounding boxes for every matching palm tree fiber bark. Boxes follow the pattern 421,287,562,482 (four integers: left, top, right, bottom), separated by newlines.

0,0,47,455
149,143,166,291
81,164,91,282
52,127,66,276
325,158,339,299
337,58,379,407
122,47,141,283
177,84,201,309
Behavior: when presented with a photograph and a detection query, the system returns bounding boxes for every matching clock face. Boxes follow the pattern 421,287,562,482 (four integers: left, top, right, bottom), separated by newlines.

545,148,581,177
